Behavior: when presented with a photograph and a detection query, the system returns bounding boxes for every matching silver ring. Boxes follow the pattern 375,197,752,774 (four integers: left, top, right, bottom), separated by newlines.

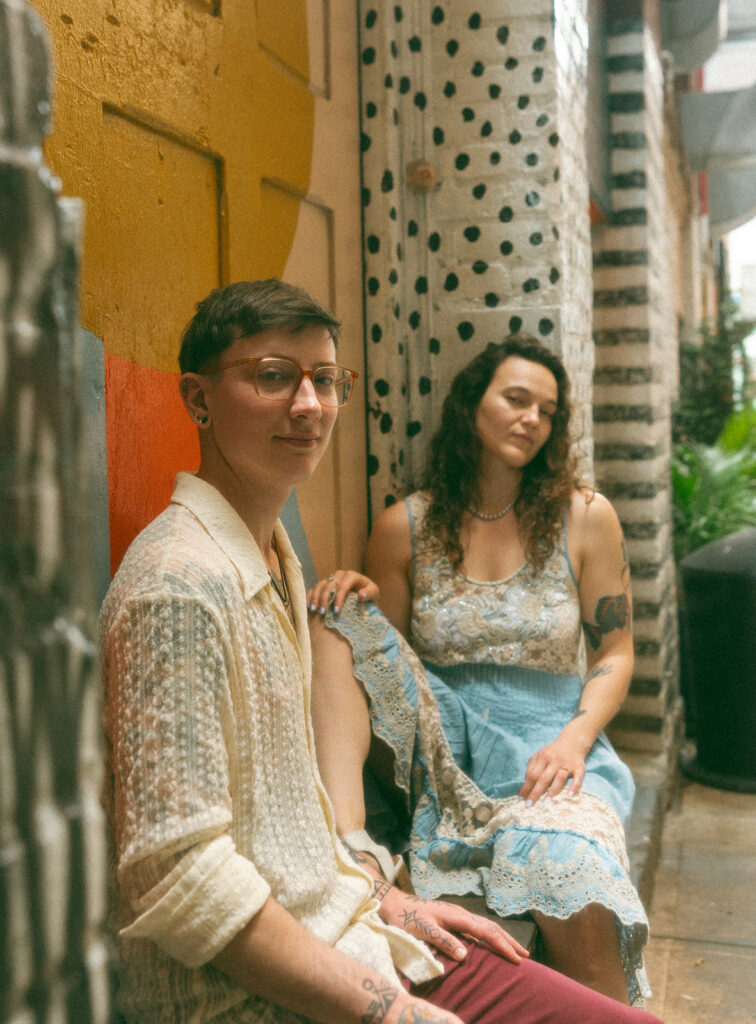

327,574,335,582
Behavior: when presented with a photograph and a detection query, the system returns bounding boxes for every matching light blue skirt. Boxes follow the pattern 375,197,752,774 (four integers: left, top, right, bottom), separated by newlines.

326,597,651,1005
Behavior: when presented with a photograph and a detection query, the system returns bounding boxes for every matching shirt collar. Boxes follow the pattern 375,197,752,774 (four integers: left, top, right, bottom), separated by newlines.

170,472,304,607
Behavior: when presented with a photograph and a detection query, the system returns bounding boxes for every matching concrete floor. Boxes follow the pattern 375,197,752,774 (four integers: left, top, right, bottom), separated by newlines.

644,780,756,1023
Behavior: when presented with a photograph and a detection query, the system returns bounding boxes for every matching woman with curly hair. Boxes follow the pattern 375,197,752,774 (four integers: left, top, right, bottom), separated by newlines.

309,335,650,1007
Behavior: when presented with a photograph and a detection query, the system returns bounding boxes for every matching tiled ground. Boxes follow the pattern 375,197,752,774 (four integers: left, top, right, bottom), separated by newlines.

644,781,756,1023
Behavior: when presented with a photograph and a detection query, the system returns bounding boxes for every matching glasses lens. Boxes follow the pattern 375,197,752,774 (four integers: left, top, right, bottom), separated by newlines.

254,358,300,398
313,366,353,406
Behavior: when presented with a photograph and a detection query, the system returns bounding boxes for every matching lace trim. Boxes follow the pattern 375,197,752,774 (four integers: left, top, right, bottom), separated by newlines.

326,597,650,1006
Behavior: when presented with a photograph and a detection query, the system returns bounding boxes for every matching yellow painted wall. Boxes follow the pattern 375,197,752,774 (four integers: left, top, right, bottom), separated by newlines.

31,0,367,574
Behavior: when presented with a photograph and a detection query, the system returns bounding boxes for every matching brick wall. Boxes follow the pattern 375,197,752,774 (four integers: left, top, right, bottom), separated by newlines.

592,15,682,752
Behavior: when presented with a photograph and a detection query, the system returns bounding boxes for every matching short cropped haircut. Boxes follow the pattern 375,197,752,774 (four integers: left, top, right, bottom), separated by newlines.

179,279,342,374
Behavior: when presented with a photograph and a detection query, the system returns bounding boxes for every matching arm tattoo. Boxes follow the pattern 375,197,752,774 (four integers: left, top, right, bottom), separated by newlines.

361,978,398,1024
373,879,392,902
621,537,631,590
399,1006,454,1023
571,708,588,720
582,594,630,650
585,663,613,684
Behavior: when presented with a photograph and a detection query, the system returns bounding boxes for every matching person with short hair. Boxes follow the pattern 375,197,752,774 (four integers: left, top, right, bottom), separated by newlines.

101,280,662,1024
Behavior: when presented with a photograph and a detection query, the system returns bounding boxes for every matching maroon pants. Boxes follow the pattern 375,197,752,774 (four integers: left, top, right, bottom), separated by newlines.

405,941,663,1024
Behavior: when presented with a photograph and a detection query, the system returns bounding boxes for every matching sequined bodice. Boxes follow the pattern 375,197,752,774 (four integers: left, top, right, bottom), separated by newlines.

407,492,581,675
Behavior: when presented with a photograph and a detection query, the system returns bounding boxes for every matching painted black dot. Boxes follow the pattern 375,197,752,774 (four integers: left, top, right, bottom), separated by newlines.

464,226,480,242
553,226,560,239
509,129,522,144
367,234,380,253
481,121,492,137
394,304,401,320
381,170,394,192
549,132,560,147
554,168,560,182
385,494,396,508
388,269,398,285
415,276,428,294
489,83,501,99
472,61,484,76
472,183,486,199
455,153,470,170
409,36,422,52
371,323,382,342
518,95,530,110
428,232,441,251
447,39,459,56
399,76,411,94
368,277,380,295
526,153,538,166
509,316,522,332
397,243,403,260
499,206,513,222
484,292,498,308
433,125,444,144
366,101,377,118
408,219,418,236
525,190,540,207
549,267,560,283
384,74,393,88
361,133,372,152
506,57,518,70
472,260,488,274
462,107,475,122
444,273,459,291
468,12,481,29
367,454,379,476
431,6,444,25
497,25,509,44
429,336,441,354
416,92,428,110
365,10,377,29
380,412,393,434
458,321,475,341
362,47,376,64
419,376,432,395
375,379,390,396
523,278,540,293
393,109,399,125
362,187,371,206
444,81,456,98
536,113,549,127
393,4,402,21
389,206,397,220
490,151,501,165
533,35,546,51
409,311,421,329
539,318,554,336
407,421,422,437
500,240,513,255
532,66,543,83
390,40,398,58
529,232,543,245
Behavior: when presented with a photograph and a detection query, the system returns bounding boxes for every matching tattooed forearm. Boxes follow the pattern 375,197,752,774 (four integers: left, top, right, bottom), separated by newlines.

585,662,613,683
398,1006,455,1023
361,977,398,1024
582,594,630,650
571,708,588,720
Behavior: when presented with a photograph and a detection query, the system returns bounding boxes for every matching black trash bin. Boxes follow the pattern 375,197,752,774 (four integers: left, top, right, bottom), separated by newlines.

680,527,756,793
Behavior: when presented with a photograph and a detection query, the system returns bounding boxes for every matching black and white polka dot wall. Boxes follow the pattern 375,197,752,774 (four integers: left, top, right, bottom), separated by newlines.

359,2,567,515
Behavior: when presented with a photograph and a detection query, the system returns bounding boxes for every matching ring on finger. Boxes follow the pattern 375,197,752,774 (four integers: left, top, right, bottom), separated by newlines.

559,765,570,772
327,574,335,582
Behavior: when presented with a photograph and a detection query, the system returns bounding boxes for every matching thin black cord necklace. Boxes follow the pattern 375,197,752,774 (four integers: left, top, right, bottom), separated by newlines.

269,535,292,616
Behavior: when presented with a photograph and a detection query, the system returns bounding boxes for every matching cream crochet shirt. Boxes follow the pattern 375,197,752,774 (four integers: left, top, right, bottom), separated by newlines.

100,473,439,1023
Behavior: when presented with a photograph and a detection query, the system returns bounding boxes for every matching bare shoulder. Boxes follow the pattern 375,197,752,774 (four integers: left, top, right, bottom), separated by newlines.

569,488,621,534
366,497,413,573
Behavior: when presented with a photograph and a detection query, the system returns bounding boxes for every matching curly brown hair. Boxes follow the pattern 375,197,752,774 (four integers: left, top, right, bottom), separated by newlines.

420,335,585,569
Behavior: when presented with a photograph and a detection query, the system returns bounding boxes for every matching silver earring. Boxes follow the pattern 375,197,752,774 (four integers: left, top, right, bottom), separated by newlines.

197,415,208,425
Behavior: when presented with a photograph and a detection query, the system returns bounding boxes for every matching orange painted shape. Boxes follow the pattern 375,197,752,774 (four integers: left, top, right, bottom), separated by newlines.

106,353,199,575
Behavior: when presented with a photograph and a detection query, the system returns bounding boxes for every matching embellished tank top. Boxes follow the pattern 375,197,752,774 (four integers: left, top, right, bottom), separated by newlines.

406,491,582,676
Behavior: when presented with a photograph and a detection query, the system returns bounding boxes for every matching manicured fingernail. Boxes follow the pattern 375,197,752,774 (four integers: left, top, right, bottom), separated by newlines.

525,799,533,808
319,607,326,616
334,605,340,614
308,603,315,613
545,795,552,801
358,591,366,601
456,946,467,959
